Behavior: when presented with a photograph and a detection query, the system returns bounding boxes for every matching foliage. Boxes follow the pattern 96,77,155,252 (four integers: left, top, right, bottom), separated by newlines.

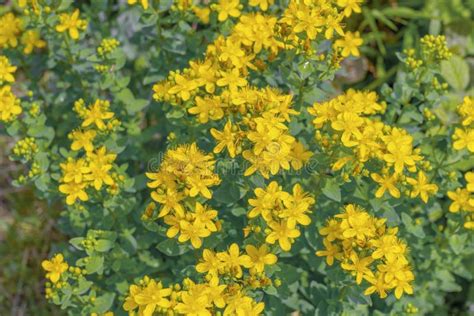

0,0,473,315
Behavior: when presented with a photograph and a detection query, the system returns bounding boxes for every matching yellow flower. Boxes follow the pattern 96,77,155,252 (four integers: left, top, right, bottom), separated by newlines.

127,0,149,10
133,280,171,316
175,291,211,315
248,181,286,219
340,208,375,241
245,244,277,272
224,293,261,316
0,13,22,49
331,112,363,146
453,128,474,152
325,14,345,39
319,219,342,242
217,243,252,277
458,96,474,126
194,202,218,232
406,171,438,203
447,188,472,213
217,68,248,91
289,141,312,170
82,99,114,130
60,158,89,184
371,173,400,198
151,188,185,217
168,73,199,101
466,172,474,192
196,249,221,276
21,30,47,54
341,252,374,284
188,96,224,123
315,238,342,266
370,235,403,260
292,6,324,40
0,85,22,122
383,142,419,174
41,254,68,283
279,184,314,228
249,0,274,11
178,220,211,248
377,257,414,299
69,129,97,152
364,273,390,299
0,56,17,83
213,0,241,22
265,220,300,252
193,7,211,24
204,278,226,308
337,0,363,17
83,157,115,190
59,182,89,205
210,120,238,157
334,31,363,57
56,9,87,40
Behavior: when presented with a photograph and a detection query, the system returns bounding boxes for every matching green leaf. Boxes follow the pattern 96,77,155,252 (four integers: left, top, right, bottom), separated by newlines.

116,88,135,105
449,234,467,255
92,293,115,314
264,285,278,296
401,212,425,238
58,0,73,11
128,98,149,114
35,152,50,172
74,278,92,295
322,179,341,202
441,55,470,91
85,256,104,275
347,286,372,306
95,239,114,252
156,239,190,256
231,207,247,217
214,181,242,204
70,237,85,250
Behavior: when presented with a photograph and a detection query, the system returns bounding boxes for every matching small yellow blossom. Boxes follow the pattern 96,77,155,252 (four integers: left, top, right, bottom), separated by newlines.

21,30,46,54
42,254,69,283
56,9,87,40
334,31,363,57
0,56,17,83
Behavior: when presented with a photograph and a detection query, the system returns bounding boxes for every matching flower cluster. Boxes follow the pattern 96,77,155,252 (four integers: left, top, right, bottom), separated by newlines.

403,34,451,70
41,253,93,303
420,35,452,62
12,137,38,161
317,204,414,299
97,38,120,57
128,0,212,23
124,243,276,315
152,1,364,178
58,99,122,205
0,13,22,49
246,182,315,251
145,143,221,248
1,11,46,53
448,172,474,229
309,89,438,202
94,37,121,73
0,85,22,123
0,55,17,83
453,96,474,153
448,97,474,229
0,54,21,123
